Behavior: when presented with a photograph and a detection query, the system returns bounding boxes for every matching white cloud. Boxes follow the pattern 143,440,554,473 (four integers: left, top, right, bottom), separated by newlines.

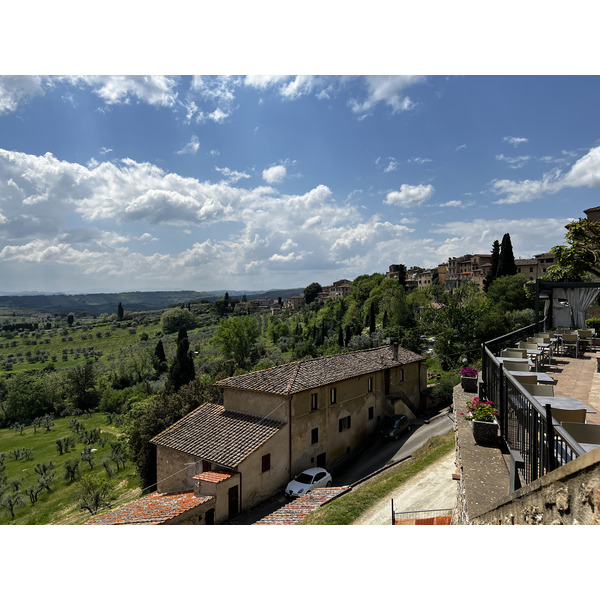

383,159,398,173
456,144,467,151
176,135,200,155
262,165,287,184
348,76,423,116
503,136,529,147
408,157,432,164
215,166,251,183
385,184,434,207
0,76,46,114
492,145,600,204
71,76,179,107
439,200,463,207
495,153,532,168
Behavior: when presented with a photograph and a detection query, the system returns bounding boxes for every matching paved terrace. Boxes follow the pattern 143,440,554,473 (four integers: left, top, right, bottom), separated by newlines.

455,345,600,521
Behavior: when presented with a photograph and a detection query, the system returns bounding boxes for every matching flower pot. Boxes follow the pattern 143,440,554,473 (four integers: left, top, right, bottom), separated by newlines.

461,375,478,393
471,419,499,445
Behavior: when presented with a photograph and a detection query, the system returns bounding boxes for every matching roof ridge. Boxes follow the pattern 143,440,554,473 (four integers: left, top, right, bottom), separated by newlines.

284,361,302,395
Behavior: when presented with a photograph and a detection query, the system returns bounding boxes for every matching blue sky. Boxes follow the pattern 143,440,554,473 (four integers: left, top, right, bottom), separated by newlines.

1,7,600,295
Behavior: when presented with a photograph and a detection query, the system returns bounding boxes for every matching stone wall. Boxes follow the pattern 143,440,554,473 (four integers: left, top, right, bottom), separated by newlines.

471,445,600,525
453,381,600,525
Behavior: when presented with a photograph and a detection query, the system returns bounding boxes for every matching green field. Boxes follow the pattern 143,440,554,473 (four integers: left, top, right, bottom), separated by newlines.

0,413,141,524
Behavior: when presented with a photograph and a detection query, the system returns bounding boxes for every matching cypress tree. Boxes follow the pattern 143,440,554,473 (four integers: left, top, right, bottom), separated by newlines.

483,239,500,293
117,302,124,321
497,233,517,277
167,328,195,392
154,340,167,374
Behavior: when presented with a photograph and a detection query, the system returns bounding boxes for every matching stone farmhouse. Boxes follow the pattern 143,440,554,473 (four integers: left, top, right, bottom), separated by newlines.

90,343,426,524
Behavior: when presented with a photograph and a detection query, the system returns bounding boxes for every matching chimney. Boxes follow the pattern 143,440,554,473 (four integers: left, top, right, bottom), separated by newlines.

393,343,399,361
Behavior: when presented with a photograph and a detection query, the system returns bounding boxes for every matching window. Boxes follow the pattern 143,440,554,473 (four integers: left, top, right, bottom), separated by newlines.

368,377,373,392
368,406,374,420
311,428,319,444
339,416,351,432
330,388,337,405
261,453,271,473
311,393,318,411
398,369,404,382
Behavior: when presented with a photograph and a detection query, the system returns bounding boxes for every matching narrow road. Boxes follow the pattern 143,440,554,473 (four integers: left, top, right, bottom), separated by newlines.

352,450,457,525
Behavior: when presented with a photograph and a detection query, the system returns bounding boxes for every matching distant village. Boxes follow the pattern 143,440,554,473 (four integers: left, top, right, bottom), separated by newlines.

228,250,556,314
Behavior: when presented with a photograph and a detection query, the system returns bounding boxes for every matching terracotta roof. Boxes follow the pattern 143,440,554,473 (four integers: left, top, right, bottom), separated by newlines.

87,490,212,525
150,403,285,467
193,471,233,483
216,345,424,396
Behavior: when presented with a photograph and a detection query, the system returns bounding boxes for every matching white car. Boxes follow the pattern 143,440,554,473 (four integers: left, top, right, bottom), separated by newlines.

285,467,333,498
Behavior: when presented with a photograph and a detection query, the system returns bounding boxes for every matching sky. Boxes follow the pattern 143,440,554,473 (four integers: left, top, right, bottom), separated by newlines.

1,5,600,296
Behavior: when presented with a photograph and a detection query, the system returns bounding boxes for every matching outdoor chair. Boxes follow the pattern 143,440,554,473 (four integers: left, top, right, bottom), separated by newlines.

562,333,579,358
512,373,538,385
549,408,587,424
522,384,554,397
502,360,529,371
560,422,600,444
501,348,527,358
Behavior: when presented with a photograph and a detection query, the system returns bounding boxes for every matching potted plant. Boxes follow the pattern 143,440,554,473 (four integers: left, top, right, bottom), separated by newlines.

460,366,478,392
461,397,499,444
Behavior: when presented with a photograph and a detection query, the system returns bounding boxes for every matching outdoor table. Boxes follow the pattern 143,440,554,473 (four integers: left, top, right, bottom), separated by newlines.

532,396,596,414
506,370,556,384
537,342,552,365
522,348,543,370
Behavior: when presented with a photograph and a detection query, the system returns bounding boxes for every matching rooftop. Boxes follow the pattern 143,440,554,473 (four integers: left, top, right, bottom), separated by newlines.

215,344,424,396
150,403,285,467
87,490,212,525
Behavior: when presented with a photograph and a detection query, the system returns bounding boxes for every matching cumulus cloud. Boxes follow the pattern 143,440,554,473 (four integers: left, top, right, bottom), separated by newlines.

262,165,287,184
385,184,434,207
215,166,251,183
495,153,531,168
492,145,600,204
348,76,423,116
0,76,46,114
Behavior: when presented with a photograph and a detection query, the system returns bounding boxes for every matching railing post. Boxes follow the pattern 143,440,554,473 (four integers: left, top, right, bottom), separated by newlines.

509,450,524,493
545,404,556,473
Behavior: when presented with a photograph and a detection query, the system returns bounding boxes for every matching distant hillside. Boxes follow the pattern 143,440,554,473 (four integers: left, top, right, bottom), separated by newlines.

0,288,305,317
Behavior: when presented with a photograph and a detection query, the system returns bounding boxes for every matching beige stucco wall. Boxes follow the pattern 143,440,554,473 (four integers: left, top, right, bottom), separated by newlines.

156,445,196,493
222,388,289,421
288,362,424,475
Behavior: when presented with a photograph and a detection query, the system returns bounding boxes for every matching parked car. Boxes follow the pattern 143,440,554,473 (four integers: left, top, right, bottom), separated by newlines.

380,414,411,441
285,467,333,498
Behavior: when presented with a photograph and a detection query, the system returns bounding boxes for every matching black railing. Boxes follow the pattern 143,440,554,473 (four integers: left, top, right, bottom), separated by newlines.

481,342,586,486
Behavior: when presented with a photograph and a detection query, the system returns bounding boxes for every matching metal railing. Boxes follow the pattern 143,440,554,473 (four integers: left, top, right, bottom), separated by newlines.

391,504,454,525
481,337,586,486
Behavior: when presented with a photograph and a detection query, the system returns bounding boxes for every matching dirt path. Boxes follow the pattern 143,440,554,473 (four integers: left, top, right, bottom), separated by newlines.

353,450,457,525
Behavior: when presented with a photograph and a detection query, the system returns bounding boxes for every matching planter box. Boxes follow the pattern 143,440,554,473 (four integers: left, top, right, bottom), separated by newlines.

461,376,478,393
471,419,499,445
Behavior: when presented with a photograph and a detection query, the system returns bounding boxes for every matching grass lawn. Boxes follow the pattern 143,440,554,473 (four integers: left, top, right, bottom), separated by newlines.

0,413,140,524
300,430,455,525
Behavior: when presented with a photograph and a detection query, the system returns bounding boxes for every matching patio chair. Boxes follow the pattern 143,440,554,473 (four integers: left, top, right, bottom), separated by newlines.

502,360,529,372
522,384,554,397
560,422,600,444
501,348,527,358
562,333,579,358
518,342,539,350
512,373,538,385
549,408,587,424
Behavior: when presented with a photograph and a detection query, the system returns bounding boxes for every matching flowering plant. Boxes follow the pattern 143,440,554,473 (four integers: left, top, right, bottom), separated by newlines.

462,397,498,422
460,367,478,378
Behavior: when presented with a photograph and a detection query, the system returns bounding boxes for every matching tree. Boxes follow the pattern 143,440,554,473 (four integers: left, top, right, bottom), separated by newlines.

548,217,600,281
486,274,534,314
483,239,500,293
159,307,198,334
153,339,168,374
117,302,124,321
497,233,517,277
75,474,115,515
213,316,260,368
67,313,75,327
167,328,196,392
0,491,23,519
303,282,323,305
67,363,100,411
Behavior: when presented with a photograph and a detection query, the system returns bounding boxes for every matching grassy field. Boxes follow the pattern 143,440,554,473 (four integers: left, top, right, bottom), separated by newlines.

300,431,455,525
0,413,141,524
